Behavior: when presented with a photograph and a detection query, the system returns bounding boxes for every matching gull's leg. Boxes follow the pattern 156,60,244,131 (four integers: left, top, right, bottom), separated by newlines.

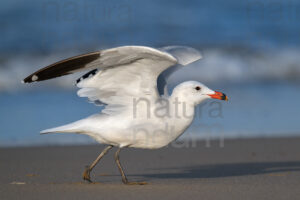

114,148,147,185
83,145,113,183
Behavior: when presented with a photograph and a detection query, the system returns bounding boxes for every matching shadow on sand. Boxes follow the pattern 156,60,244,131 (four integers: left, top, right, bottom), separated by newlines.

139,161,300,179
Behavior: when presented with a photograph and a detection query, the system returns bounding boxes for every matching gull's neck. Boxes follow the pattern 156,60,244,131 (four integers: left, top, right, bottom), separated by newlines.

168,94,195,120
166,90,196,134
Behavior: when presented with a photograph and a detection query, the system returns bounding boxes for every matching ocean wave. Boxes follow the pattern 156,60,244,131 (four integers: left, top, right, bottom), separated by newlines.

1,47,300,92
168,47,300,85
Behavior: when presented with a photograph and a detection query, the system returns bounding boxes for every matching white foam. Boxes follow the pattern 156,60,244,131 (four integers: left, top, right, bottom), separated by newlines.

1,47,300,92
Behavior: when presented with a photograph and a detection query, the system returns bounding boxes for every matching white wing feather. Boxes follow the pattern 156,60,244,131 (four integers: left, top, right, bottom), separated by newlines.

75,46,202,114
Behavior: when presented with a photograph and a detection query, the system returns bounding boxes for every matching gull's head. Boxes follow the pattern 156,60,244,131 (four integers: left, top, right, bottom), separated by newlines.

172,81,228,105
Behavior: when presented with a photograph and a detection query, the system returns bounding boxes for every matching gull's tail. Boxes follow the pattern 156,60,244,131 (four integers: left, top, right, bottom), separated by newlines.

40,119,86,134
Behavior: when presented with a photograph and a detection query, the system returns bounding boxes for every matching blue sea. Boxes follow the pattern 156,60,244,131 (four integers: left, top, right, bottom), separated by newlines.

1,0,300,146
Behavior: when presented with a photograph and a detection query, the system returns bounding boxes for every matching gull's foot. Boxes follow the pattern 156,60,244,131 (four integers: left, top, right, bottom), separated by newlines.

82,166,92,183
124,181,148,185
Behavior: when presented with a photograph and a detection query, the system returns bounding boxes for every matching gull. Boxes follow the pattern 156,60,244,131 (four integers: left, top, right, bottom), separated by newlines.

23,45,228,185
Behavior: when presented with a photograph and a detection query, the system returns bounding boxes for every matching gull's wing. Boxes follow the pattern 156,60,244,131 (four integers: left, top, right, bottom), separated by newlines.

23,46,202,114
157,46,203,96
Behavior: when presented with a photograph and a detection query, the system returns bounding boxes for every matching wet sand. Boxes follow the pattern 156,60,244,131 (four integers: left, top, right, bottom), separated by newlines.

1,137,300,200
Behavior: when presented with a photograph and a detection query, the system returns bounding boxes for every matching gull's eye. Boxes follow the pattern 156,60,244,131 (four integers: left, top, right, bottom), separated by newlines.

195,86,201,91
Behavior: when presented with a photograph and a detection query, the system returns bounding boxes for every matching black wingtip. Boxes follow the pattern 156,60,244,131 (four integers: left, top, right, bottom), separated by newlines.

23,74,39,83
23,51,100,83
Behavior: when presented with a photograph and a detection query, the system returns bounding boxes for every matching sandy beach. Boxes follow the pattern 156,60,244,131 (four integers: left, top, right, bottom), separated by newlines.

1,137,300,199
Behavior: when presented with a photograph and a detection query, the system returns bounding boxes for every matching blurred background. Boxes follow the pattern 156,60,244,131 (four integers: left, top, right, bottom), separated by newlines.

1,0,300,146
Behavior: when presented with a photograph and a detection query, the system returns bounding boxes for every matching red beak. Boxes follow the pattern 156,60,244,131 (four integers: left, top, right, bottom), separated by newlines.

208,91,228,101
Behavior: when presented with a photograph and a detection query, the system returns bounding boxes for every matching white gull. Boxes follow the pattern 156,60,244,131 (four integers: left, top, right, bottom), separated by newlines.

23,45,228,185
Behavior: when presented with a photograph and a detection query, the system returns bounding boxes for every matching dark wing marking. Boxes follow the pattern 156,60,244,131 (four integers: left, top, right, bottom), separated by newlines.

23,52,100,83
76,69,98,84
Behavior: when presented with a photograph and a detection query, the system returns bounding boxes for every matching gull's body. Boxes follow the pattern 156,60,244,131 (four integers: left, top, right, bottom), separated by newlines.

24,45,227,184
42,83,197,149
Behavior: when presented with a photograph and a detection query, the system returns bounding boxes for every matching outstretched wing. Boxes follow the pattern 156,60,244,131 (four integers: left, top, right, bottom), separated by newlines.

23,46,202,114
157,46,203,96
